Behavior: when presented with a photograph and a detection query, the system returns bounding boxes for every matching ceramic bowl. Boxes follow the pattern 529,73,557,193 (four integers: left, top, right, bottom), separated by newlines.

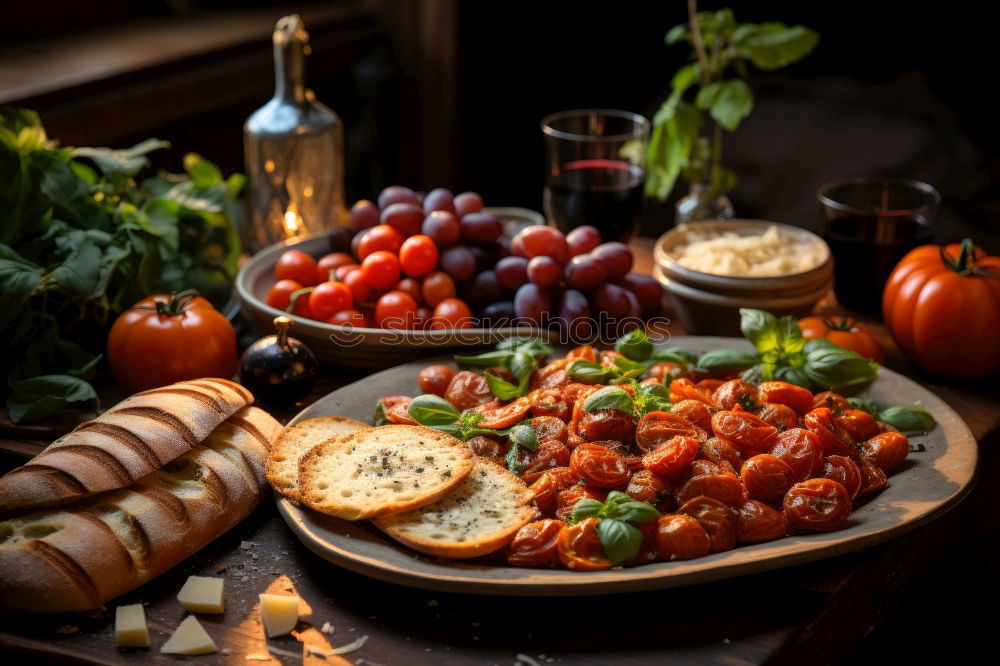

236,234,549,370
653,220,833,335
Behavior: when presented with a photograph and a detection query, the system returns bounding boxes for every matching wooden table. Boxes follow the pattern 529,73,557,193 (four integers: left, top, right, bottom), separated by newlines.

1,241,997,665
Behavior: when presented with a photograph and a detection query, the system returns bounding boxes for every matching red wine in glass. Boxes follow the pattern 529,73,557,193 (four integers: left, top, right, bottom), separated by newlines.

544,159,644,242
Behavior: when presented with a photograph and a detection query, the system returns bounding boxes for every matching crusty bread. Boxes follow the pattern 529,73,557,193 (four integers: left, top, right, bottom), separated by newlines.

0,378,252,517
0,405,280,613
266,417,368,502
298,425,474,521
373,459,538,559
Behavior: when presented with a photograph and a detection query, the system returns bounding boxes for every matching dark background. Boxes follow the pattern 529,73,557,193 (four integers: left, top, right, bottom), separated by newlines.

0,1,995,661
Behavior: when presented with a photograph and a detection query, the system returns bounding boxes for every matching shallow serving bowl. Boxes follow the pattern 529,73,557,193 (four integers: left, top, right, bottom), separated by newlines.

653,220,833,335
236,234,549,370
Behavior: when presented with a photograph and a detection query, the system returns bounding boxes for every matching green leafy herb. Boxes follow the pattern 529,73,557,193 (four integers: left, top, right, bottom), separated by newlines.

615,329,653,361
569,490,661,565
372,399,389,427
503,421,540,474
649,348,697,365
847,398,936,434
406,394,461,426
496,336,553,357
695,347,757,372
405,394,537,444
6,375,99,424
453,350,516,366
566,359,612,384
633,382,673,416
457,337,549,399
596,519,644,565
800,339,879,391
582,387,635,415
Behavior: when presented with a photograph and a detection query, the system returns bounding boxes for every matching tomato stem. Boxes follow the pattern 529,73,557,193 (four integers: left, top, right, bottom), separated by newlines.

940,238,1000,279
286,287,314,315
821,315,856,332
153,289,199,317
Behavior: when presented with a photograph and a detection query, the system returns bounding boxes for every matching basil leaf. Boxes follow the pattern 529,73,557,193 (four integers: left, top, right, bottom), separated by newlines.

407,394,461,426
484,370,523,400
696,347,757,371
802,339,879,391
877,406,936,434
507,422,538,452
602,490,633,508
740,308,780,354
570,498,605,523
567,359,611,384
609,501,662,524
634,383,673,415
453,350,514,366
434,423,464,440
373,399,389,426
772,365,812,390
6,374,99,423
649,348,696,365
582,387,635,415
496,336,553,357
510,350,538,385
505,443,522,474
776,315,806,355
613,357,652,381
596,518,643,565
615,329,653,361
847,397,880,417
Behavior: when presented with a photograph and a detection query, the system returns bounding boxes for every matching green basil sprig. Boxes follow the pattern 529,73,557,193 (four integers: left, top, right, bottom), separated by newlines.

403,395,541,451
615,329,653,361
454,337,552,399
571,491,661,565
372,399,389,426
568,329,693,385
581,382,672,418
847,398,937,434
504,421,539,474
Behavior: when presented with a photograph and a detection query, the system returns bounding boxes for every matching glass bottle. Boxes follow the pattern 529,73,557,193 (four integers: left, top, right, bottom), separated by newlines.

243,14,346,251
675,182,734,225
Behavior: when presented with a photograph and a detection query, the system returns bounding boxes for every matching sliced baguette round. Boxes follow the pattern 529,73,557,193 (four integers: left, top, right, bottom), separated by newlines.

298,425,474,520
266,417,368,502
373,459,538,559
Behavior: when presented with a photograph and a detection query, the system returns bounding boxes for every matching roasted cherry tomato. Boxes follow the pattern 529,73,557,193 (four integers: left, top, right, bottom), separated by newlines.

711,410,778,454
384,397,418,425
822,455,861,499
531,359,571,391
555,485,605,522
855,457,889,497
467,434,504,460
528,390,570,421
669,378,720,408
266,278,303,312
736,500,789,544
275,250,319,286
641,436,699,479
674,468,746,507
740,454,796,505
783,478,852,532
757,403,799,430
646,362,684,382
757,381,814,414
835,409,881,442
578,408,636,446
699,436,743,471
309,280,353,321
860,432,909,473
769,428,825,482
798,315,884,363
635,411,705,452
655,514,711,560
508,519,565,567
477,396,532,428
418,364,456,397
670,400,714,432
803,407,857,457
812,391,851,412
528,472,560,512
531,415,568,444
557,518,613,571
677,497,737,553
625,469,670,505
565,345,596,362
443,371,493,410
713,379,760,411
520,440,572,476
570,443,630,488
399,234,439,277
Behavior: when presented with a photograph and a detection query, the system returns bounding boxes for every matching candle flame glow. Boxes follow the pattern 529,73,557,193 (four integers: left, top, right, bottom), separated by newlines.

283,210,303,236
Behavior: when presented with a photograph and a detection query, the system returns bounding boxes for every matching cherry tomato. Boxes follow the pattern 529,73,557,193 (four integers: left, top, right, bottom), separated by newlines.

565,345,597,362
668,378,720,408
508,519,565,567
397,234,439,277
646,362,684,382
736,500,789,544
812,391,851,412
856,457,888,497
822,455,861,499
530,359,572,391
528,472,560,512
315,252,356,283
394,277,422,301
670,400,714,432
674,469,746,507
413,306,433,330
555,485,605,522
833,409,879,443
443,371,494,411
335,263,360,281
756,403,799,430
803,407,857,457
699,436,743,471
275,250,318,286
783,478,852,532
286,287,313,318
519,440,571,476
360,251,401,290
327,308,370,327
625,469,670,505
655,514,711,560
430,297,473,330
342,268,371,303
641,436,699,479
635,411,704,453
528,389,570,421
309,281,353,320
570,443,630,488
740,454,796,505
467,434,505,461
384,397,418,425
477,396,532,428
421,271,456,307
798,315,884,363
769,428,825,482
375,290,418,329
578,409,637,446
531,416,568,444
356,224,404,261
265,278,303,311
711,410,778,454
713,379,760,411
677,497,738,553
557,518,612,571
418,364,456,397
758,381,814,415
860,432,909,473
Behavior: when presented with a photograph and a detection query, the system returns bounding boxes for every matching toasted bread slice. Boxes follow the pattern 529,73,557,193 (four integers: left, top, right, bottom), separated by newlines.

373,459,538,559
298,425,474,520
266,417,368,501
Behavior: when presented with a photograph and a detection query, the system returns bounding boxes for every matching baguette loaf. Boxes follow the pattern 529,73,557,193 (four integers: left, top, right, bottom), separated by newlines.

0,378,253,517
0,405,280,613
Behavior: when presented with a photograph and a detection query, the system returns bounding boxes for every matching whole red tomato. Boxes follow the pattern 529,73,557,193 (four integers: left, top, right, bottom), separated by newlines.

108,291,238,393
883,239,1000,379
798,315,884,363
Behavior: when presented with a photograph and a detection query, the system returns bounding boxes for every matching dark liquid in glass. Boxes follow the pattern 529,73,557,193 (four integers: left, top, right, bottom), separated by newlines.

823,213,932,312
545,159,644,242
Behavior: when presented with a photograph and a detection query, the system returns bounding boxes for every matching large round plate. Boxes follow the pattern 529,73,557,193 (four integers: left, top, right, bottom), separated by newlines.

277,337,978,595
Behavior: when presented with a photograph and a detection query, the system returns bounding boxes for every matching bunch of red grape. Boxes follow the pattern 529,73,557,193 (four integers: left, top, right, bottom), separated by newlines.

264,185,661,334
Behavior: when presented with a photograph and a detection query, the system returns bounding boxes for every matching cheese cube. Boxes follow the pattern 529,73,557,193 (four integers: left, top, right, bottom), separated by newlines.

177,575,225,614
259,593,300,637
114,604,149,648
160,615,217,655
